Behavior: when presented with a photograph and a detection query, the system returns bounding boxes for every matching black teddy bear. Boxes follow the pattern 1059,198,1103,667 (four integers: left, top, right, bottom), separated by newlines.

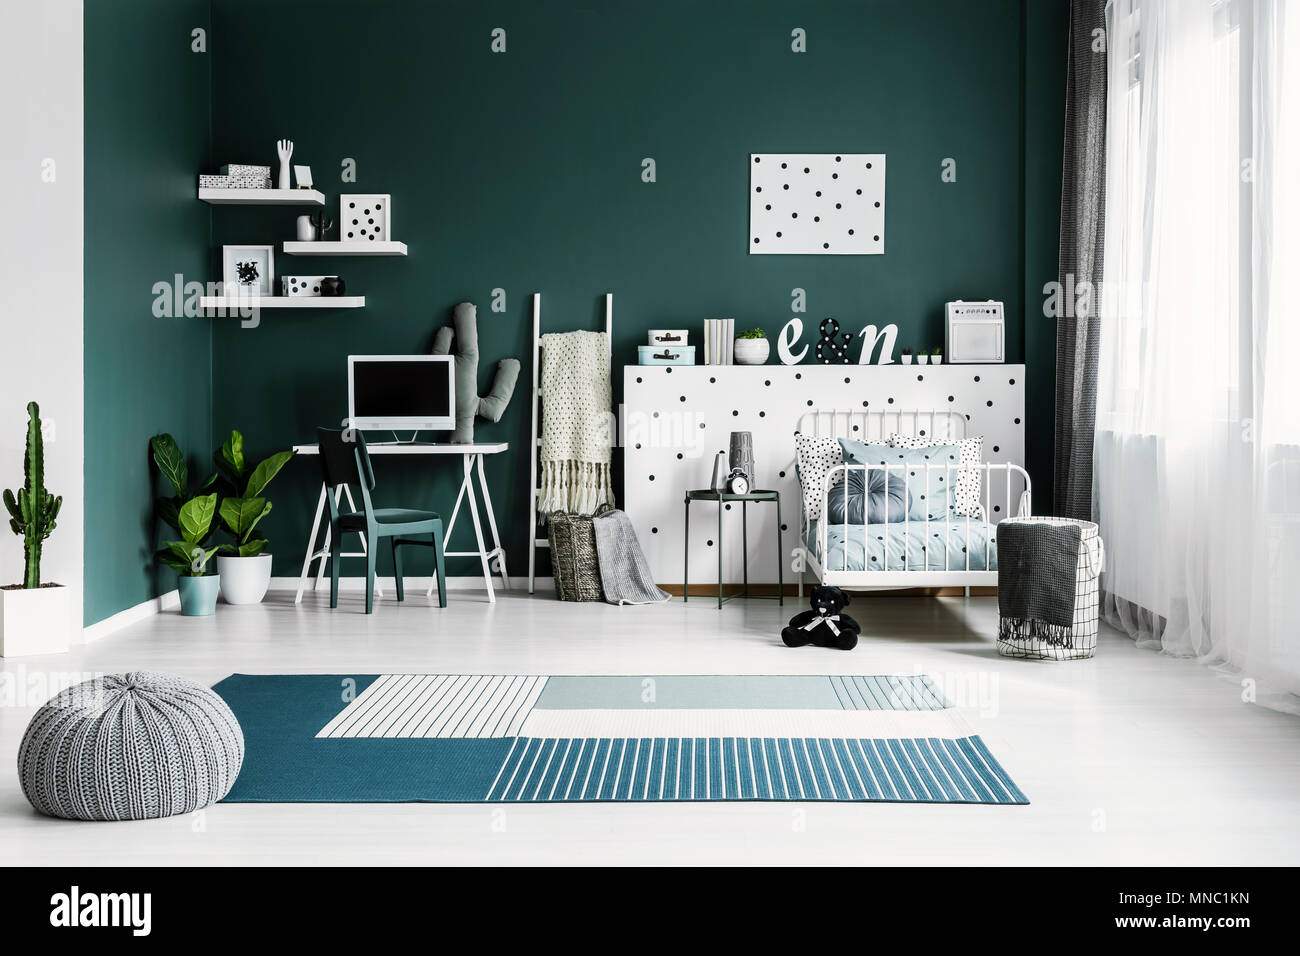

782,585,861,650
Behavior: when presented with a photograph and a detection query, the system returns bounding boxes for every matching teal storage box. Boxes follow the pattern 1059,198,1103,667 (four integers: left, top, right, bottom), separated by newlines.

638,345,695,366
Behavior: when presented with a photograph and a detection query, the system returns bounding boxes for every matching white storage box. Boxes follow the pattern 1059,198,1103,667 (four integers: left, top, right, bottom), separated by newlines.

996,516,1103,661
647,329,688,347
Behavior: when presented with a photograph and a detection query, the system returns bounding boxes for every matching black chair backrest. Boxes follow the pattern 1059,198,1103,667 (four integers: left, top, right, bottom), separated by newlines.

316,428,376,492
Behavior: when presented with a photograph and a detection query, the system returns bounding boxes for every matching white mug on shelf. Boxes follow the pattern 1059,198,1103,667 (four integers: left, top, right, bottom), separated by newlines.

296,215,316,242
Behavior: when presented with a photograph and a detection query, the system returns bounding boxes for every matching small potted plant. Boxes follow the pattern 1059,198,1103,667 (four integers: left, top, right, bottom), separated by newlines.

212,430,293,605
916,346,929,366
1,402,69,657
900,347,913,365
151,433,221,616
931,346,944,365
733,327,770,365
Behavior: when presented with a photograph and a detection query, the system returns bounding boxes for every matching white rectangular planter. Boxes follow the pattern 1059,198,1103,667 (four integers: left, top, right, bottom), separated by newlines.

0,584,71,657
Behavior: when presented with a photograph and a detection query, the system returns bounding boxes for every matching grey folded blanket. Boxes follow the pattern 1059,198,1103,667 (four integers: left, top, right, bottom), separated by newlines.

997,521,1081,645
592,509,670,605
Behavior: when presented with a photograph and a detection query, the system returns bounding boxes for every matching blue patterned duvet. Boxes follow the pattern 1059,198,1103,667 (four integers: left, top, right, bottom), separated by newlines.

808,518,998,572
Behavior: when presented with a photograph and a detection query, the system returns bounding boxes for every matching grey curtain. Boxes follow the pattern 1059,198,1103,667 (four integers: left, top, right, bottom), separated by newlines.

1054,0,1108,520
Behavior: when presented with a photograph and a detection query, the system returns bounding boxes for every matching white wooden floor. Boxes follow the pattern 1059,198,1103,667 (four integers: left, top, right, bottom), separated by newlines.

3,587,1298,866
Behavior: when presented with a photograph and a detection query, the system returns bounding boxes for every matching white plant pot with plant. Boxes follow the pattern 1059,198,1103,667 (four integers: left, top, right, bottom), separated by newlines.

916,352,929,365
1,402,69,657
211,430,293,605
733,328,770,365
900,349,913,365
931,349,943,365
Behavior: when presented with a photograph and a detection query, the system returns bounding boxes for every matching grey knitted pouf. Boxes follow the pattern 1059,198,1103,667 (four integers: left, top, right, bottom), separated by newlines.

17,671,244,821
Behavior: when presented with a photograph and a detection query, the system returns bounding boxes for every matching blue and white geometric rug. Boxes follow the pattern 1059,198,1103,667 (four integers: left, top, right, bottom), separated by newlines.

213,674,1027,804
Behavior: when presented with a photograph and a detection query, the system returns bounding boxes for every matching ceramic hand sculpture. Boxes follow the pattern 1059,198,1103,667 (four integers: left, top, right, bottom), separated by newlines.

431,302,521,444
276,139,293,190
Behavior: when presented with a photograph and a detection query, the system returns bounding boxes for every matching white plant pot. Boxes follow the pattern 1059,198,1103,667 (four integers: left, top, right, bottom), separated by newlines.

217,554,273,605
931,354,943,364
0,584,70,657
733,338,771,365
916,354,929,365
900,354,913,365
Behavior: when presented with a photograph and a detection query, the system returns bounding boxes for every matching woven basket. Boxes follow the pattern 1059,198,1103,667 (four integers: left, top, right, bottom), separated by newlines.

996,516,1104,660
547,507,608,602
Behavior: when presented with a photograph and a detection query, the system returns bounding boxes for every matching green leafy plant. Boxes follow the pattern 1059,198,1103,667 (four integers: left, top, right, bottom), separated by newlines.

158,494,220,577
901,347,913,355
151,433,219,576
932,346,943,356
3,402,62,589
736,327,767,339
212,430,294,558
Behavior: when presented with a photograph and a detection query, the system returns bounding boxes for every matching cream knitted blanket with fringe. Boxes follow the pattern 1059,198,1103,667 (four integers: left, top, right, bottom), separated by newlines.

538,330,614,515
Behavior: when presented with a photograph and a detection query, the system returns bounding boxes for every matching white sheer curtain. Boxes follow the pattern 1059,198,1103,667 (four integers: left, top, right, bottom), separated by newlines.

1096,0,1300,711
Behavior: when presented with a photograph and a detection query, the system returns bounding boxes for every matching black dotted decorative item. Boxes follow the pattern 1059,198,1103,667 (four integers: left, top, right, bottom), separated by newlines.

814,318,851,364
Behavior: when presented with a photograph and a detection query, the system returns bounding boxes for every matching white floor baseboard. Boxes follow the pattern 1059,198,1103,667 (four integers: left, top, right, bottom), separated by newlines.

79,577,556,643
82,589,180,643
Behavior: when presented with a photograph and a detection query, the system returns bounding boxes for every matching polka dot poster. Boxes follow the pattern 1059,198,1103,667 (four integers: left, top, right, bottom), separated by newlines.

749,153,886,255
340,193,390,242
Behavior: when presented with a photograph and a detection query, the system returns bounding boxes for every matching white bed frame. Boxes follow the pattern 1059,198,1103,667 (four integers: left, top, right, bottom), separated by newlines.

797,408,1032,592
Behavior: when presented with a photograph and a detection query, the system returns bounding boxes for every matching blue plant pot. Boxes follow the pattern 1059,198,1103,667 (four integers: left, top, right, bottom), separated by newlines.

177,574,220,616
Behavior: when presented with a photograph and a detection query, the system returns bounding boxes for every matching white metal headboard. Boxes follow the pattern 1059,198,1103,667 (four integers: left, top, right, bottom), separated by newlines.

796,408,968,443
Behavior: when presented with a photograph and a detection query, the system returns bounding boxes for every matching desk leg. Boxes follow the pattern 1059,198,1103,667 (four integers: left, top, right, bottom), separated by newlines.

295,483,329,604
463,454,495,603
477,453,510,591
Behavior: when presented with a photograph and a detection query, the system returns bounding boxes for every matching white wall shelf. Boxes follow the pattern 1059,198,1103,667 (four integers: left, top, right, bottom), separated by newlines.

282,240,408,256
198,187,325,205
198,295,365,311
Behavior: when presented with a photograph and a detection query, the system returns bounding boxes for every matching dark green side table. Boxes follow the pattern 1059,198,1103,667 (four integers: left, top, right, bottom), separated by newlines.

683,489,783,608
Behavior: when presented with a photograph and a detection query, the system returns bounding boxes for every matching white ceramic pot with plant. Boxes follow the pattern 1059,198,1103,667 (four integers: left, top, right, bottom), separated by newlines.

900,348,913,365
211,430,294,605
930,348,943,365
733,328,770,365
1,402,70,657
151,433,223,616
916,351,929,365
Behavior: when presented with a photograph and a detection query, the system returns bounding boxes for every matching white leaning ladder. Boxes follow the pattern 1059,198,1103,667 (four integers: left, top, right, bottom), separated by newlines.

527,292,614,593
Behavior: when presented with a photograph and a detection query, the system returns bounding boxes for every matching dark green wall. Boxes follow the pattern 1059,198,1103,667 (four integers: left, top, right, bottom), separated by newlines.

199,0,1067,581
83,0,213,624
1023,0,1069,509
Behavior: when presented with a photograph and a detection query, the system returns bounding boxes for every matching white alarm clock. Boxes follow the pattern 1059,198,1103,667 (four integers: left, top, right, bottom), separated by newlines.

726,469,750,495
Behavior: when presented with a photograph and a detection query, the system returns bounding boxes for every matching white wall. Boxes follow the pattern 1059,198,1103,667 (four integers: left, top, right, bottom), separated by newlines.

0,0,84,633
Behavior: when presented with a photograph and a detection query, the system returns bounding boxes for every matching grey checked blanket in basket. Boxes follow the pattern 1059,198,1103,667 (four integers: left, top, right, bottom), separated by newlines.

997,520,1082,645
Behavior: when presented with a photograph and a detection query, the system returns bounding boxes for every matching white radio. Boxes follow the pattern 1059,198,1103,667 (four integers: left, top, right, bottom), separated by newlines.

945,300,1005,364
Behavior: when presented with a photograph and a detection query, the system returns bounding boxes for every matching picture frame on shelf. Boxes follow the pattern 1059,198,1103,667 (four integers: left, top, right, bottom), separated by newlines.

294,165,313,189
339,193,391,242
222,244,275,296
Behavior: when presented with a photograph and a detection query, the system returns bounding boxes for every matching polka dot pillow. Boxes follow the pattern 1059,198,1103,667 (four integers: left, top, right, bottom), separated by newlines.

889,433,985,519
838,438,961,522
794,433,843,522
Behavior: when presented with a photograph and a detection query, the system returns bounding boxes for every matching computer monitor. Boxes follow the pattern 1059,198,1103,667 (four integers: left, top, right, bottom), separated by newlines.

347,355,455,431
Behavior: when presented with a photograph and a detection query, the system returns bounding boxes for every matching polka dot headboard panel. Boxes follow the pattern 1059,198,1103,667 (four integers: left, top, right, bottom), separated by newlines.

623,364,1026,585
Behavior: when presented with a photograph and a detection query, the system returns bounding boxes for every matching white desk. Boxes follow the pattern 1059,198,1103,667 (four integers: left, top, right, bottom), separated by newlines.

291,442,511,604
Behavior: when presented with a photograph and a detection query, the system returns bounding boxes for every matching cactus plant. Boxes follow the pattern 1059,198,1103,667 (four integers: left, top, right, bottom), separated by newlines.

3,402,62,589
431,301,521,443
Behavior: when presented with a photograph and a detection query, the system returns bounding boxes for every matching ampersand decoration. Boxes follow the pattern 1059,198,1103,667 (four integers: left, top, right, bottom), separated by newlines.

815,317,852,364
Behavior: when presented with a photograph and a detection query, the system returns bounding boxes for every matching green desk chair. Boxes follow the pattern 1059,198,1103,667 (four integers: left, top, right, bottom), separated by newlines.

316,428,447,613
